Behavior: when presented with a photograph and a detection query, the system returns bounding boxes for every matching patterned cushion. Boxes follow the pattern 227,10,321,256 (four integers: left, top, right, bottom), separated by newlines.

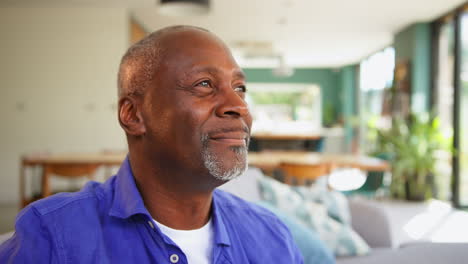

295,177,351,225
258,175,370,257
256,201,335,264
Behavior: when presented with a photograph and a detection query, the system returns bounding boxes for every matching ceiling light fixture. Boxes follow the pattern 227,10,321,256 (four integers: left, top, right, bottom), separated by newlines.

272,55,294,78
158,0,210,16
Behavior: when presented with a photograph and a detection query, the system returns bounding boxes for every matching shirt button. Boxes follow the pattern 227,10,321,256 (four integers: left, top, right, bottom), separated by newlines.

148,221,154,229
170,254,179,263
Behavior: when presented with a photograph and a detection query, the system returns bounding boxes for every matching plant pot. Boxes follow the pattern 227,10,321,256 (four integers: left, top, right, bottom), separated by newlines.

405,182,426,201
404,173,434,201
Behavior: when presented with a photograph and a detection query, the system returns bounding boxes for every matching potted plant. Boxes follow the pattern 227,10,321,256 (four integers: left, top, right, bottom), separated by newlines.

375,113,451,201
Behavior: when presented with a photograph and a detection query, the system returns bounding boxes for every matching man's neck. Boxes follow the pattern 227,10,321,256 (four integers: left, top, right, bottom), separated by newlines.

129,152,216,230
142,185,213,230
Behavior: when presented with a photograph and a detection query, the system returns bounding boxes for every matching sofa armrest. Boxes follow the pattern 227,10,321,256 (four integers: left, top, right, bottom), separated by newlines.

0,231,14,245
217,167,263,202
348,198,394,248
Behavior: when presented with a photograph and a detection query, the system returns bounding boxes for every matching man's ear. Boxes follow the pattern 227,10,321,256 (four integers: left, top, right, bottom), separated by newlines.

118,96,146,136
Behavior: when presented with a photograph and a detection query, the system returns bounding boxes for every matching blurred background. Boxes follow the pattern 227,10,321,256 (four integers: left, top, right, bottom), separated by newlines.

1,0,468,247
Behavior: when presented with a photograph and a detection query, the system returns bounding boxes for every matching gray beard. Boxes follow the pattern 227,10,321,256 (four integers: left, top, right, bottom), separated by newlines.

201,134,248,181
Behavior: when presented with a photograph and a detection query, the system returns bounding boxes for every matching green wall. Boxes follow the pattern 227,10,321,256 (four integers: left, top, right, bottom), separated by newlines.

243,68,341,125
242,22,433,151
394,23,432,112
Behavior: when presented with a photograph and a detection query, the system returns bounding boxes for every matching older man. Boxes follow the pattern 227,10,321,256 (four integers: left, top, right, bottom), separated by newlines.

0,25,303,263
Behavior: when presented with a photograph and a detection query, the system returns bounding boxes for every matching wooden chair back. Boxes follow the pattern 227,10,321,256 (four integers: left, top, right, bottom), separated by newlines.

41,163,99,197
46,164,99,178
279,162,329,185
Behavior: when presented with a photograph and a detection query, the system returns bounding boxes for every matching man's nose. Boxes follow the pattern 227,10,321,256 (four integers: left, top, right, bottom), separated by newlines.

215,88,250,118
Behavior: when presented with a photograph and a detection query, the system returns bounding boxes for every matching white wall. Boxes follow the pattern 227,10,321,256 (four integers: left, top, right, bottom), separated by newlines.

0,8,129,203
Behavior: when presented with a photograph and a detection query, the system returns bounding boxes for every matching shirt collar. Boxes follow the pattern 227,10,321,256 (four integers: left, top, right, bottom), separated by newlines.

109,156,151,219
212,190,232,247
109,156,232,247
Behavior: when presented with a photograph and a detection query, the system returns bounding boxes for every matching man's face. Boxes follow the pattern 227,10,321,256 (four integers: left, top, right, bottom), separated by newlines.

142,30,252,183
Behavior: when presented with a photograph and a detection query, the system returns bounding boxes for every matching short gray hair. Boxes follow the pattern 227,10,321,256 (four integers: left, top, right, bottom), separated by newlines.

117,25,209,99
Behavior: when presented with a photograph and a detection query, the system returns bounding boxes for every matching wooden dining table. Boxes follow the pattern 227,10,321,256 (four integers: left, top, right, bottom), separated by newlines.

248,151,390,175
20,152,126,207
20,150,389,207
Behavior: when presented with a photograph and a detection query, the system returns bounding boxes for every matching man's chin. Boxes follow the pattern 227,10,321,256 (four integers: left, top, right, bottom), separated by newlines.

202,150,247,182
222,163,247,181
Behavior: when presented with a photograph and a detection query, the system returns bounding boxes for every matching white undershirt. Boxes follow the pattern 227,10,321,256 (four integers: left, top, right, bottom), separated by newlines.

153,218,214,264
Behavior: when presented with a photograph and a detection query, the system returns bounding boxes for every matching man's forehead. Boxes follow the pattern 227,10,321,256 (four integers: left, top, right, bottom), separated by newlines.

158,27,221,50
158,30,239,70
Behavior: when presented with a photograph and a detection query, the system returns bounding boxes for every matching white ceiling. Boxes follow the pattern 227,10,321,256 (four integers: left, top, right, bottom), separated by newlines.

1,0,466,67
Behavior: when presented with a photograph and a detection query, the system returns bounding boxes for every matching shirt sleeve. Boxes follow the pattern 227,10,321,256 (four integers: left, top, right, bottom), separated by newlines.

0,206,61,263
275,217,305,264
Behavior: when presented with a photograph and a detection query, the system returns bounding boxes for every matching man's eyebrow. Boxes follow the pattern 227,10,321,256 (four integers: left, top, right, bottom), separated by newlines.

233,70,246,80
184,66,246,80
185,66,219,76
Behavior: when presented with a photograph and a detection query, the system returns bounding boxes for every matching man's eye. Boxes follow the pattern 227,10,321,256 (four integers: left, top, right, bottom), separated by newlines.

196,80,211,87
234,85,247,93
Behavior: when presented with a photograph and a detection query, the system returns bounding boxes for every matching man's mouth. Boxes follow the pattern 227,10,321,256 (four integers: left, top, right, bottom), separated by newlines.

209,131,249,146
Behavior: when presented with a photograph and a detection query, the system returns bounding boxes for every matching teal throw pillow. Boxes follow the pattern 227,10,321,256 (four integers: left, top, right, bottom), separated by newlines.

258,175,370,257
256,201,335,264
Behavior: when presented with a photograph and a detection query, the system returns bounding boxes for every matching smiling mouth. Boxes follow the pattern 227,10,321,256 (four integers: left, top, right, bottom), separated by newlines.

209,131,248,146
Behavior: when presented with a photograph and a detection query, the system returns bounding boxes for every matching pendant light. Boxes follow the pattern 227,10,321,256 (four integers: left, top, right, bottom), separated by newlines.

159,0,210,16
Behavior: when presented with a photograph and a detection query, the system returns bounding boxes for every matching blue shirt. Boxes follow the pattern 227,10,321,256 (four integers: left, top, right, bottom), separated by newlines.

0,158,303,263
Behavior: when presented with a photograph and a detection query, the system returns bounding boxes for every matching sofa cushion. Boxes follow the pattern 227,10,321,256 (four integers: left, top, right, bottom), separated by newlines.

257,201,335,264
258,175,370,257
347,197,393,248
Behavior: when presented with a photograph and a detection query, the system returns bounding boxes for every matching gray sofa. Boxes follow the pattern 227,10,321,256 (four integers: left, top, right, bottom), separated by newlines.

219,167,468,264
340,199,468,264
0,232,13,245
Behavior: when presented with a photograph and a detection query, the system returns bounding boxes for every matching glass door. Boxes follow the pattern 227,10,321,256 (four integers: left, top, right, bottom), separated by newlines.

457,11,468,207
433,6,468,206
434,19,455,201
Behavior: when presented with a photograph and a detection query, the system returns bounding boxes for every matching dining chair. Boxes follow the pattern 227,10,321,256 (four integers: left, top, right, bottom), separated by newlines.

279,162,330,185
41,163,100,198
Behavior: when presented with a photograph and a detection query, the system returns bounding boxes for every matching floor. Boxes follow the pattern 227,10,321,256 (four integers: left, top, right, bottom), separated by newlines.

1,199,468,245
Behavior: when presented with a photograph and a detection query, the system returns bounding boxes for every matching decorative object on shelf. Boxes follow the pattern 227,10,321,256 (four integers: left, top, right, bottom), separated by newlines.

158,0,210,16
392,60,411,118
376,113,452,201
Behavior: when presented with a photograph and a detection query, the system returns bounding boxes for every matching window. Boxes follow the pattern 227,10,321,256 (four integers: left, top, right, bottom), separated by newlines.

457,11,468,206
433,5,468,207
246,83,322,135
432,18,455,201
358,47,395,153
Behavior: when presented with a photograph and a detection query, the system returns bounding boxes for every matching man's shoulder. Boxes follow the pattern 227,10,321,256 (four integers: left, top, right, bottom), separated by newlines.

21,177,114,219
213,189,303,262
